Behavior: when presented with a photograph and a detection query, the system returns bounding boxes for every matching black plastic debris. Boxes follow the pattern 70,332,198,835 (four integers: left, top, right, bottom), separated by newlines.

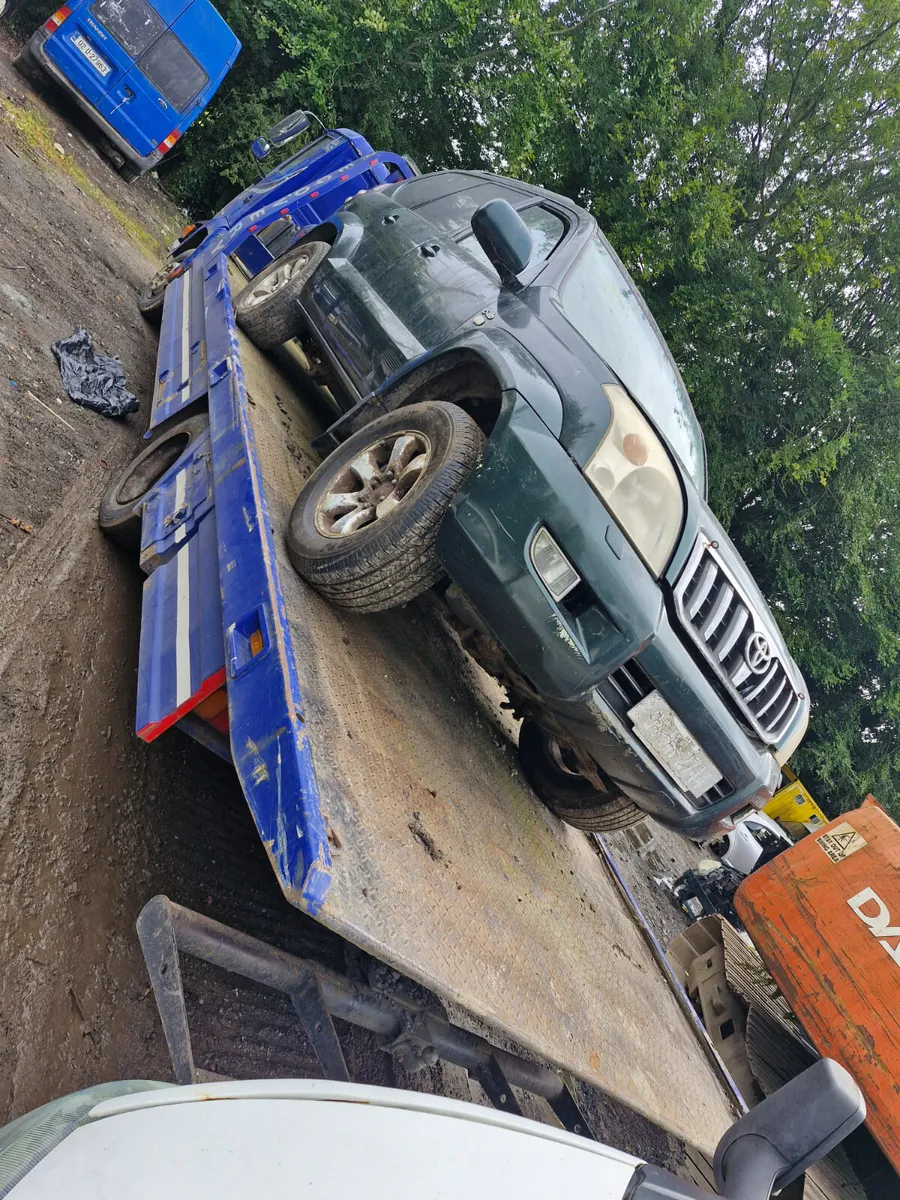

51,327,138,417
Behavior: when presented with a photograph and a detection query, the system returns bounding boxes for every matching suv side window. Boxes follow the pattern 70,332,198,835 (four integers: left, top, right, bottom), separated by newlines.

458,205,567,277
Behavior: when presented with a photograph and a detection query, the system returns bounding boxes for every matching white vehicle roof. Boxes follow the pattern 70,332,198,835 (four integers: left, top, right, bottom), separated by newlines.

8,1080,641,1200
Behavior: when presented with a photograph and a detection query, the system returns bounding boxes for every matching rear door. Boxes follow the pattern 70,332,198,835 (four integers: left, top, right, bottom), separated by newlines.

44,0,181,115
110,0,233,156
304,176,520,397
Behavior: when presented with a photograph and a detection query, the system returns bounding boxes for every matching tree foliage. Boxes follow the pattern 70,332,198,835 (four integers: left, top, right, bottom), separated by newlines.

163,0,900,817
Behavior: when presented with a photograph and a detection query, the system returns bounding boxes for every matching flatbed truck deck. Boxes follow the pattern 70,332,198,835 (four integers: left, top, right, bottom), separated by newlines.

114,237,741,1155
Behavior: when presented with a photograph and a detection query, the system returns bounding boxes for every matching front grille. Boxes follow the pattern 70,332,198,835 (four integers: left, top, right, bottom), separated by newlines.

607,660,654,708
675,543,802,743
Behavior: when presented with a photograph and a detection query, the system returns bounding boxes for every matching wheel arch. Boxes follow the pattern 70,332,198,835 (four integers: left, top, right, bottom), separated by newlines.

381,348,505,437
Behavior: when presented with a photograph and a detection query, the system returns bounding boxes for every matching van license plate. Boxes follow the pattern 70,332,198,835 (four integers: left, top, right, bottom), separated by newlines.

71,34,110,76
627,690,724,798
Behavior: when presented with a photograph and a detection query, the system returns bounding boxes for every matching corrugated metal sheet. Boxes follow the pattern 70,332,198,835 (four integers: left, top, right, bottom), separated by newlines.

737,797,900,1177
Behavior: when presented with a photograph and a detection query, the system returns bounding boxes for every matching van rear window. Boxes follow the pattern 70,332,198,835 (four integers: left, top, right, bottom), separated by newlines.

90,0,164,58
138,32,209,112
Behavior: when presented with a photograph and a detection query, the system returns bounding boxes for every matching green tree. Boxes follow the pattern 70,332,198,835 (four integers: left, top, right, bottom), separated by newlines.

538,0,900,815
163,0,900,817
163,0,574,212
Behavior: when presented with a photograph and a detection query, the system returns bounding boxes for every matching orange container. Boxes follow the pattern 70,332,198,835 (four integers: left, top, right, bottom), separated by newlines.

736,796,900,1173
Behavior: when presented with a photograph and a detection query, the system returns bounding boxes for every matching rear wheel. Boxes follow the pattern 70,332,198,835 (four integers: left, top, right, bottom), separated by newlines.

0,0,25,18
138,268,170,322
286,401,484,612
517,720,644,831
98,414,209,550
234,241,330,349
119,161,142,184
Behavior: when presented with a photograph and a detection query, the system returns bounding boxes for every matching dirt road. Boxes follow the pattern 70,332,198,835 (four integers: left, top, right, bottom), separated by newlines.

0,28,701,1174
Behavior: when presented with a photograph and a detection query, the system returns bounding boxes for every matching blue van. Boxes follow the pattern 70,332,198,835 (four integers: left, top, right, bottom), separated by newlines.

11,0,240,180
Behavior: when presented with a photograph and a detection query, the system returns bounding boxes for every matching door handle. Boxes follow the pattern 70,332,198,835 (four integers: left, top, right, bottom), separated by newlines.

420,243,440,257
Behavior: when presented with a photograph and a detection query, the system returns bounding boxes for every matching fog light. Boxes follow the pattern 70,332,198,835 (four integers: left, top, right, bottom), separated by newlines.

530,528,580,601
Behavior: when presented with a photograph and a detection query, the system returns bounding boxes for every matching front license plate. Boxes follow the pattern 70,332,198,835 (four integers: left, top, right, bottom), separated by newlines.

71,34,110,76
628,690,723,798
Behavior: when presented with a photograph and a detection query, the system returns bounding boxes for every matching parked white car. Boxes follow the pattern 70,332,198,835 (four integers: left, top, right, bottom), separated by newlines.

0,1066,864,1200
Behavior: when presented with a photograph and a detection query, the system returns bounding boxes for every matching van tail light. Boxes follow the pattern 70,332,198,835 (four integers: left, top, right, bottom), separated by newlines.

157,130,181,155
44,4,71,31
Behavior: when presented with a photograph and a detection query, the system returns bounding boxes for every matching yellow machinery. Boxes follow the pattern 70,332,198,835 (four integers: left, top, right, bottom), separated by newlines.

763,766,828,833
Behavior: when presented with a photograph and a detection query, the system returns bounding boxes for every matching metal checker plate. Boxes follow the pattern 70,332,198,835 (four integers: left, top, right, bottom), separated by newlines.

228,280,738,1154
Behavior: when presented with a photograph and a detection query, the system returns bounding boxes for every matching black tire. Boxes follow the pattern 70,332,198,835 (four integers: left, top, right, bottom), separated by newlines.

12,46,37,78
234,241,330,349
138,271,169,323
518,720,644,832
119,161,142,183
286,401,484,612
1,0,27,20
98,414,209,551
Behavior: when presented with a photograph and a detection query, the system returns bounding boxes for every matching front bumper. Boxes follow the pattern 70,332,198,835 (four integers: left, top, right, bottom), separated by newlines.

27,29,162,172
435,395,788,836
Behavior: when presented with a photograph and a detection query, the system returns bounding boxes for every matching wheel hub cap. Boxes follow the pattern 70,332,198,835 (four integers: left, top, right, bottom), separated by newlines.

244,253,310,308
314,431,432,538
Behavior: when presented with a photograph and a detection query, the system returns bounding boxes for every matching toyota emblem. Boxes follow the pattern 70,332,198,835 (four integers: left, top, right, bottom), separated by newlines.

744,631,772,675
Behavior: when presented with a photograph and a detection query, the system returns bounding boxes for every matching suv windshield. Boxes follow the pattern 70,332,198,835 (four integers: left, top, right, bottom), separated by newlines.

560,235,706,491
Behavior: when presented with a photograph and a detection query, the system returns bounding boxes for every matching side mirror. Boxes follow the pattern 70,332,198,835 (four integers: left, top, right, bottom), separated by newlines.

714,1060,865,1200
266,109,311,149
471,199,532,282
250,137,271,162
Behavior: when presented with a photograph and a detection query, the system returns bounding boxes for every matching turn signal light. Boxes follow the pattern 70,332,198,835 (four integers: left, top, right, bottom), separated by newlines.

157,130,181,155
44,5,71,30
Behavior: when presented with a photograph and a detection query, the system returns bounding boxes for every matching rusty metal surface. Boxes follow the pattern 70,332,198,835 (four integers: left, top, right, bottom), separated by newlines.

236,325,739,1154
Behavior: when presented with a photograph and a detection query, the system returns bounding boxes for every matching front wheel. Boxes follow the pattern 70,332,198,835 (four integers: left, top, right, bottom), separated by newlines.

517,720,644,832
286,401,484,612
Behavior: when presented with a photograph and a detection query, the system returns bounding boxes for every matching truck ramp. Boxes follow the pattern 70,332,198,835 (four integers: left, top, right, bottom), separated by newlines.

233,324,739,1155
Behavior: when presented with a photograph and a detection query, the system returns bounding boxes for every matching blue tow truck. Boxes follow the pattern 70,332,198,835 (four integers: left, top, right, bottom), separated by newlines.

96,122,753,1157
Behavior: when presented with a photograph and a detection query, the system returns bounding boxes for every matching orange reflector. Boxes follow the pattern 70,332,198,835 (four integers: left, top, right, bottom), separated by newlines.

44,4,71,30
156,129,181,154
181,223,196,237
340,174,349,181
370,158,377,166
249,224,258,232
310,191,319,199
279,207,289,215
249,629,264,657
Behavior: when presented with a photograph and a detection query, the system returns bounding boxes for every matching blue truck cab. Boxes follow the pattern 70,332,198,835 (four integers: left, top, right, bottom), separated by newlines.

18,0,240,179
138,114,417,315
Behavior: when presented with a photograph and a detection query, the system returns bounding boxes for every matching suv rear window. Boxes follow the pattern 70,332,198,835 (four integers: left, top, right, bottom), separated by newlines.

90,0,164,58
138,31,209,111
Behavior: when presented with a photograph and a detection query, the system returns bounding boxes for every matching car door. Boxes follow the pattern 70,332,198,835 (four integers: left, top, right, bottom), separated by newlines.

304,177,519,399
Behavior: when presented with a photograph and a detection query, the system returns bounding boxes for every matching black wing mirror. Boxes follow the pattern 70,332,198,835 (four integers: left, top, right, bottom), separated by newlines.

714,1059,865,1199
471,199,532,283
250,136,272,162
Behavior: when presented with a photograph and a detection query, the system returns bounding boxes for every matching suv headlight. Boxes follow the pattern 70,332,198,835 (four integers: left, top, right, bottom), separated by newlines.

584,384,683,577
